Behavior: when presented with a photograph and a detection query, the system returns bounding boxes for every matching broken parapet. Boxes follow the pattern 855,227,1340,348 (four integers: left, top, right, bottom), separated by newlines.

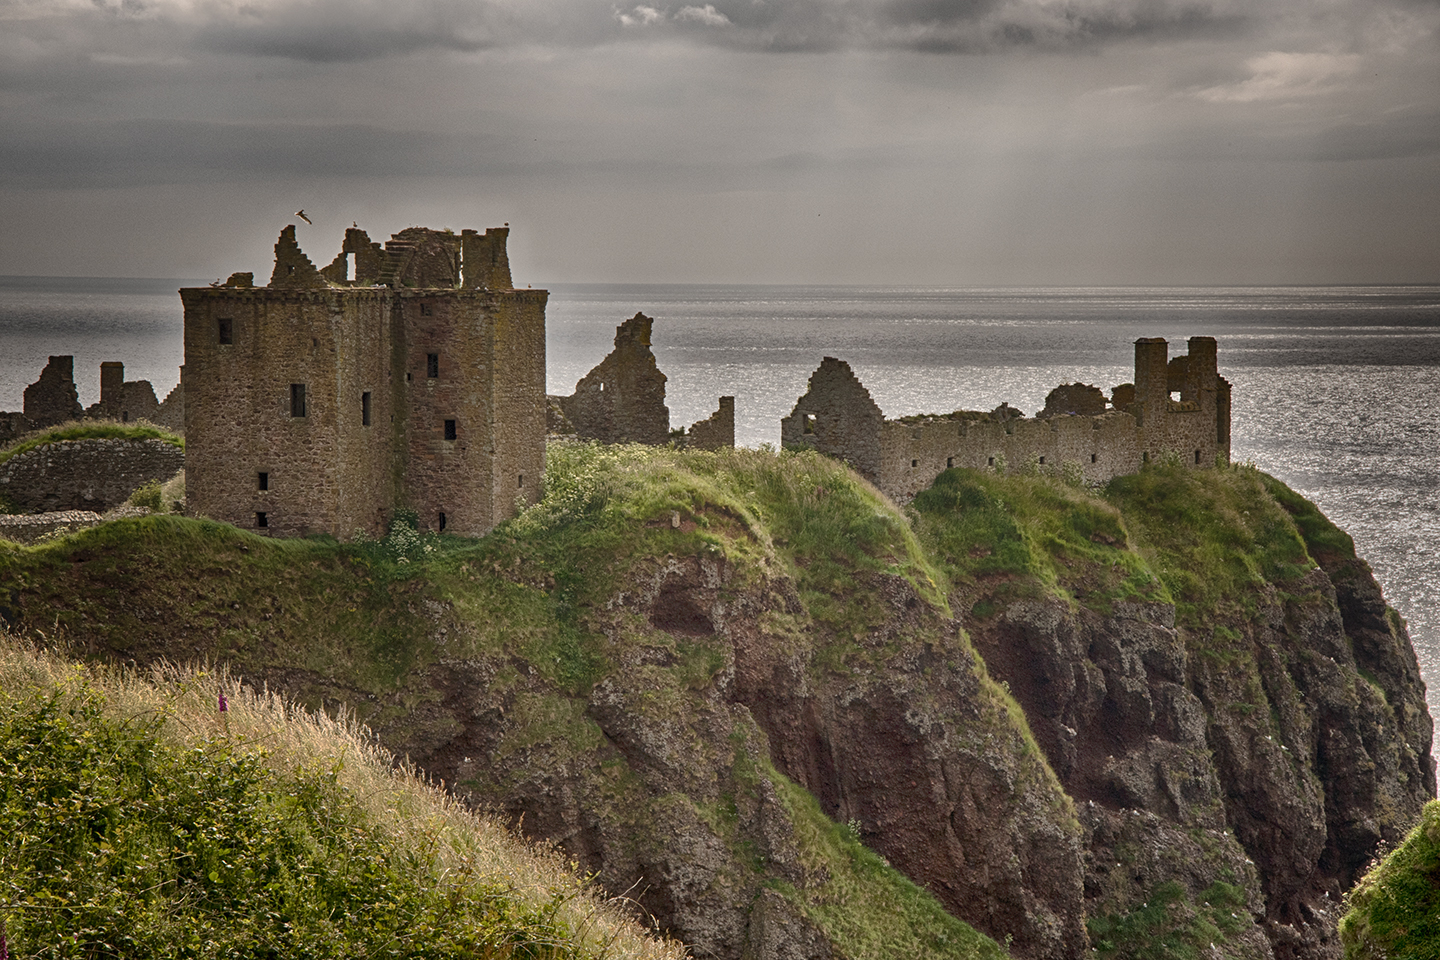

684,396,735,451
779,357,885,479
22,356,84,427
556,313,671,445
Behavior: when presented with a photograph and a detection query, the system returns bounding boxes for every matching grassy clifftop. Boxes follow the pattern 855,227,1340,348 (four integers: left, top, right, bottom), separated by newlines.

1341,800,1440,959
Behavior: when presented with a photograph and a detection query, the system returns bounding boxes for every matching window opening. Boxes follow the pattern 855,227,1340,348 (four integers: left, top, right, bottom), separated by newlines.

1039,456,1046,465
218,318,233,345
1195,449,1202,464
427,353,439,378
802,414,815,435
911,459,918,468
518,474,524,488
988,456,995,466
258,472,269,491
1143,451,1150,463
362,392,372,426
345,251,356,282
290,384,307,417
420,302,432,316
946,457,953,468
121,412,128,422
1091,453,1098,463
256,512,268,528
444,419,457,441
438,512,447,532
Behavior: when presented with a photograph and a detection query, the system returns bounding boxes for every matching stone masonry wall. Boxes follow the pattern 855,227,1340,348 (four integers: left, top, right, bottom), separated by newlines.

0,510,105,544
779,357,885,480
485,290,548,526
558,313,671,445
182,286,396,538
181,222,546,541
685,396,735,451
0,438,184,514
785,339,1229,503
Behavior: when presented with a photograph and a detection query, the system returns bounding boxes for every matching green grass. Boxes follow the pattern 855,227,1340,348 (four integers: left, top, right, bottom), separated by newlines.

0,421,183,466
0,637,683,960
911,468,1162,616
1341,800,1440,960
765,759,1011,960
1103,463,1316,627
1087,880,1250,960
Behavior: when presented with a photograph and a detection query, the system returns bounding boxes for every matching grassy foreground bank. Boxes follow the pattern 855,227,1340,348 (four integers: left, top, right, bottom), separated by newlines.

0,637,683,960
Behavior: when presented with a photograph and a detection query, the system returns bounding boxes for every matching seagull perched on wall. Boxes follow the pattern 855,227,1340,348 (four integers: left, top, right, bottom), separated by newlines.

295,209,312,224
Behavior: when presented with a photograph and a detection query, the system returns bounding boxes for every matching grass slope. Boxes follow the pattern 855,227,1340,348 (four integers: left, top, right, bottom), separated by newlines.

0,444,1022,960
1340,800,1440,960
0,637,682,960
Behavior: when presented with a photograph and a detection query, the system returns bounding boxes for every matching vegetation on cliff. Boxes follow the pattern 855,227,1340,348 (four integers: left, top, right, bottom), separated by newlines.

0,638,683,959
1340,799,1440,959
0,444,1431,960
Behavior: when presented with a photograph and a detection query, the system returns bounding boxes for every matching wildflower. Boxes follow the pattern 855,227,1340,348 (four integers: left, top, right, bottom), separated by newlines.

218,689,228,713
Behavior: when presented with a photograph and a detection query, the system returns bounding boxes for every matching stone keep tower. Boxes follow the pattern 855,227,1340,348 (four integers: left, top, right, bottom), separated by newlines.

181,223,547,539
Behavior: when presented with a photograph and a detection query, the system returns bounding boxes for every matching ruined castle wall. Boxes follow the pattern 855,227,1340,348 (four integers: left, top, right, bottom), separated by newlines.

779,358,884,481
0,438,184,513
22,356,84,427
876,412,1148,501
686,396,735,451
487,290,548,524
399,293,496,535
791,338,1231,504
182,287,395,538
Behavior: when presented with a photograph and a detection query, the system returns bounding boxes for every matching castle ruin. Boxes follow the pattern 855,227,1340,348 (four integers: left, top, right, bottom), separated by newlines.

782,336,1230,501
180,223,547,539
548,312,735,451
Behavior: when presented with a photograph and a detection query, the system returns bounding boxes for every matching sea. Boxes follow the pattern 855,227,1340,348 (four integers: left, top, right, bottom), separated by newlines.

3,277,1440,729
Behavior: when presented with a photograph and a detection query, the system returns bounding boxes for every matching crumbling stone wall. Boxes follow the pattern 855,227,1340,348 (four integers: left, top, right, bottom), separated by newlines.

778,357,885,480
784,338,1230,502
0,510,104,544
182,222,546,540
0,438,184,514
22,356,83,426
685,396,735,451
84,361,184,430
556,313,671,445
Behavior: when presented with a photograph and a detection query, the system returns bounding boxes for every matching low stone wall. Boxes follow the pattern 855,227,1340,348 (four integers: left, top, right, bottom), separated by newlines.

0,439,185,514
0,510,105,544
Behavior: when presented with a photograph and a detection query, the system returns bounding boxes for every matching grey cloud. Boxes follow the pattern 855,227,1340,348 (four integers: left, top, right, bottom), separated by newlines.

0,117,519,187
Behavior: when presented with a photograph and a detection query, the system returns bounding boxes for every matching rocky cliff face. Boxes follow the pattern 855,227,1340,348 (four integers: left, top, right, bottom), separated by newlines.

915,466,1433,960
0,446,1430,960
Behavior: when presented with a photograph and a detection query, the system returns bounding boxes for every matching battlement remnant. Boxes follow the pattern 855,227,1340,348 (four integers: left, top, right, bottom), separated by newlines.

782,337,1230,501
181,222,547,539
549,312,735,450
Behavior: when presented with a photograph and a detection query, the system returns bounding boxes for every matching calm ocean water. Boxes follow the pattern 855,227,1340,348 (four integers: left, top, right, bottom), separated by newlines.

4,277,1440,727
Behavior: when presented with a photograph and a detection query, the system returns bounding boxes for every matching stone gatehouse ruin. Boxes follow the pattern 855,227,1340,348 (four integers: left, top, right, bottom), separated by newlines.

548,312,735,450
180,223,547,539
782,336,1231,502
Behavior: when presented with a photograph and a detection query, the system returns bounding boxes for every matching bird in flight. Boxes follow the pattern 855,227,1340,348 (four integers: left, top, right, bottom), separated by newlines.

295,209,312,224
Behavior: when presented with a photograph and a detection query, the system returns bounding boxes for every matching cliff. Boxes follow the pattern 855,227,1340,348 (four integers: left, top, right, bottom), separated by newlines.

0,445,1431,960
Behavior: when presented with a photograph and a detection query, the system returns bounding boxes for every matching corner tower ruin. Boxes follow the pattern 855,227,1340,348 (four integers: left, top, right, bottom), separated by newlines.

181,223,547,539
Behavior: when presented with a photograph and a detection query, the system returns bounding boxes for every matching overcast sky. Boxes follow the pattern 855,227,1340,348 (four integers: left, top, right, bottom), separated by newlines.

1,0,1437,285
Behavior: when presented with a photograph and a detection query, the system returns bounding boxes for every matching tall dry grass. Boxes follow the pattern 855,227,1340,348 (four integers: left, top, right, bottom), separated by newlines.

0,632,686,960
